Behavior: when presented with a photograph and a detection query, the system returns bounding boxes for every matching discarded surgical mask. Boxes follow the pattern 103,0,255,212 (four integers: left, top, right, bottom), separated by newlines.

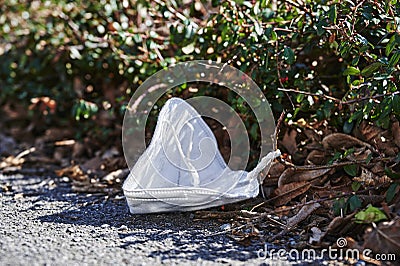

123,98,280,214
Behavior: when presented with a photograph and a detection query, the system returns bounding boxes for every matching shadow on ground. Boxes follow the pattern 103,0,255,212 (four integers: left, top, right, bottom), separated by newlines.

21,175,262,263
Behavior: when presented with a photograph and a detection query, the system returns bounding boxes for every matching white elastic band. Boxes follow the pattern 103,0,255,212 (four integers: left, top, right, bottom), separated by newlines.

246,150,281,184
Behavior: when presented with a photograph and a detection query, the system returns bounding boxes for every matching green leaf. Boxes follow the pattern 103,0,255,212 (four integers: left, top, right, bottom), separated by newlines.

348,195,362,211
393,94,400,115
384,168,400,180
352,181,361,192
283,47,295,64
333,198,347,216
249,123,258,140
296,93,304,103
339,41,352,57
328,152,342,164
361,62,382,77
366,153,373,164
328,5,337,24
355,205,387,223
386,183,399,203
270,30,277,41
260,0,267,8
212,0,220,7
359,45,369,53
351,79,361,86
343,120,354,134
389,51,400,68
316,20,327,36
395,152,400,163
344,148,355,158
344,164,358,177
343,66,360,76
386,35,397,56
352,56,360,65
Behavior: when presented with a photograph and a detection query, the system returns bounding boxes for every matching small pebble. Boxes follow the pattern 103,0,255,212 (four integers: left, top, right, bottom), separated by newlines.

118,225,128,231
219,223,231,231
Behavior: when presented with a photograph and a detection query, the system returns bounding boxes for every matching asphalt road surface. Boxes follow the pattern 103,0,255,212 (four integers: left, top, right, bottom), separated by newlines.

1,173,340,265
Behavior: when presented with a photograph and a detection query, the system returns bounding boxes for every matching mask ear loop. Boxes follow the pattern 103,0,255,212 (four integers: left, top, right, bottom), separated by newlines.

246,150,281,198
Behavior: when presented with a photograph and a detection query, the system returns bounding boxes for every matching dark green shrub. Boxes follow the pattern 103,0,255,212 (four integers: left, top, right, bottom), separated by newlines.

1,0,399,143
187,0,399,130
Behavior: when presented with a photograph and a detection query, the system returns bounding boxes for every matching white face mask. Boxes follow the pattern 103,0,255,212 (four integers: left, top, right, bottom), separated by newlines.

123,98,280,214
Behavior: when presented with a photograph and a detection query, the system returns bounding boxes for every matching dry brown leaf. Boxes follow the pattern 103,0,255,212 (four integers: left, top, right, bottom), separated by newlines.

43,128,74,142
322,133,374,151
310,182,352,199
355,121,380,140
353,168,391,186
55,165,88,181
358,195,385,206
81,156,103,171
303,128,322,142
194,211,240,220
102,157,127,172
273,206,292,217
281,129,298,155
353,167,376,186
71,180,112,193
102,168,129,185
229,226,260,246
0,133,17,156
392,121,400,148
356,121,398,156
0,156,24,169
101,147,120,160
340,237,384,266
0,147,37,169
305,150,326,165
271,181,311,206
97,110,115,128
395,200,400,216
303,140,323,153
346,147,372,162
72,141,86,158
268,161,286,178
277,168,295,186
287,202,321,228
369,162,385,176
278,167,331,187
2,101,29,121
363,218,400,256
262,161,285,187
325,213,356,236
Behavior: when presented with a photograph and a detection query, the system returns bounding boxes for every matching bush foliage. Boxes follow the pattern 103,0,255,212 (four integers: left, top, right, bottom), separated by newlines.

1,0,399,139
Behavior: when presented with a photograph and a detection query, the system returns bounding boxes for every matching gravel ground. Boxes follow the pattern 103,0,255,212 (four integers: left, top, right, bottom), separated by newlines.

0,173,285,266
1,173,351,265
